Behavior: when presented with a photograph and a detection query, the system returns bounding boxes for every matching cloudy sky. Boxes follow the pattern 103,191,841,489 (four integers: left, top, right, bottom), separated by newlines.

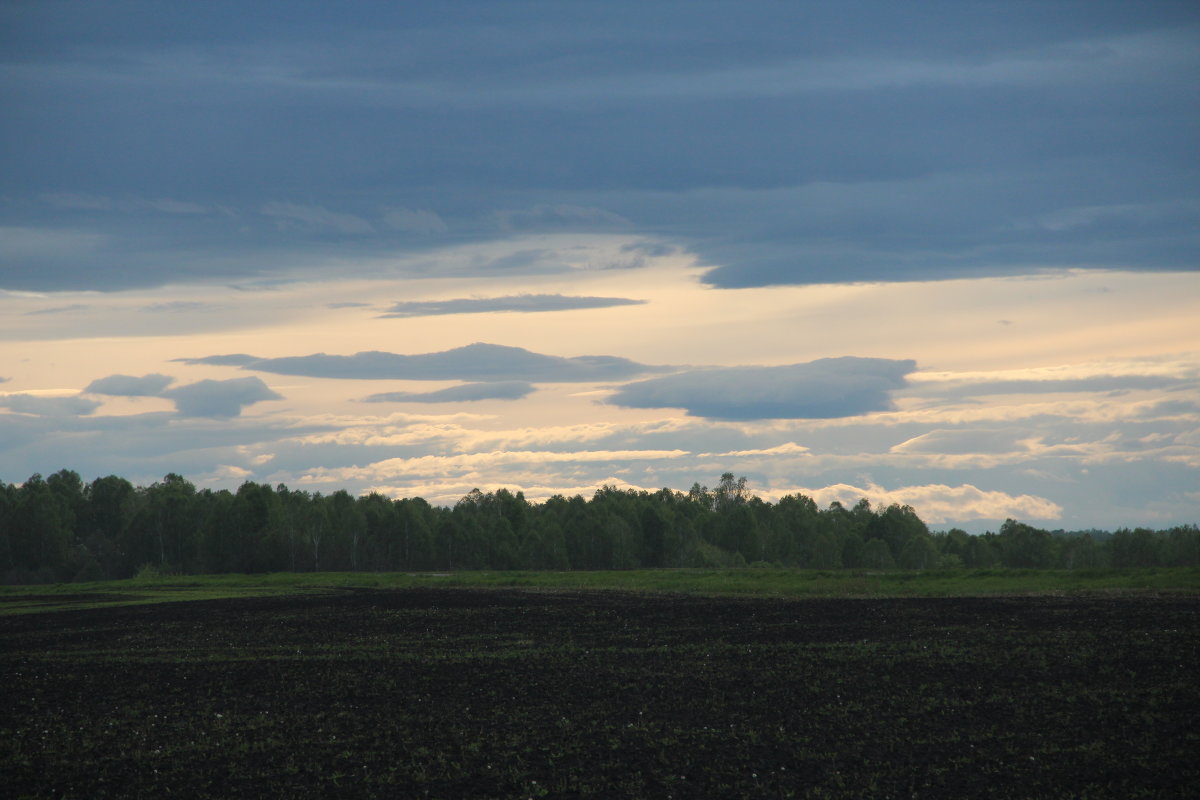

2,1,1198,531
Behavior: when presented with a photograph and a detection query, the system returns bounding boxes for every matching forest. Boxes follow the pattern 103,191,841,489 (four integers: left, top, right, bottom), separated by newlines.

2,469,1197,584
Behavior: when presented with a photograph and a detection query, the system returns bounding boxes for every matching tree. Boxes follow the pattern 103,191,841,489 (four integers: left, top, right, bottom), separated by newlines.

867,504,928,563
216,482,276,572
1110,528,1161,568
713,473,748,510
46,469,86,541
520,515,570,570
326,490,363,571
302,494,331,572
1059,534,1100,570
274,485,311,572
860,537,896,569
1165,525,1200,567
935,529,972,563
9,474,72,580
82,475,136,578
130,474,197,573
713,500,752,559
17,466,1198,579
808,532,842,569
603,515,640,569
998,519,1054,568
775,494,819,566
638,502,677,568
841,532,865,568
965,534,1000,568
396,497,435,570
899,535,939,570
0,481,16,577
687,482,714,512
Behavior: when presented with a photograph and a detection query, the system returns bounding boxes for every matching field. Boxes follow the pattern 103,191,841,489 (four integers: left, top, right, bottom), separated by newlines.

2,573,1198,798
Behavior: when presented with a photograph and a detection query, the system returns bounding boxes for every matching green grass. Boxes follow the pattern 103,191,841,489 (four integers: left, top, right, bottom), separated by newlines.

3,566,1199,615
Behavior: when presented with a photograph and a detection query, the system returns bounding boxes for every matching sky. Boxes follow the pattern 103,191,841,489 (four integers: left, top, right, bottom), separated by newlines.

1,0,1198,532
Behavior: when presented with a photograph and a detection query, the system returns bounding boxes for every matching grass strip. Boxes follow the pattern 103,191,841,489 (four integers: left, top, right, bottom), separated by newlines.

2,566,1198,615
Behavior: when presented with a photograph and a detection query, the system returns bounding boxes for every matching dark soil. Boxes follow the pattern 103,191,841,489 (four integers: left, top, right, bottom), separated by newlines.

2,590,1197,798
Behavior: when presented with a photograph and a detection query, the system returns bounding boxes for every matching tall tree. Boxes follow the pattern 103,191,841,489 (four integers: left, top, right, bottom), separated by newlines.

10,475,72,579
861,537,896,569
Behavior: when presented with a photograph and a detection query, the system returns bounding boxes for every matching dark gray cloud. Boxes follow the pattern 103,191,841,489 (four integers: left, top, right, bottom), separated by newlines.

236,343,663,382
1,3,1196,291
261,202,374,234
1134,399,1200,418
380,294,644,318
609,357,917,420
0,393,101,417
84,373,175,396
364,381,535,403
381,207,448,235
683,177,1200,288
162,377,283,418
495,204,631,231
174,354,260,367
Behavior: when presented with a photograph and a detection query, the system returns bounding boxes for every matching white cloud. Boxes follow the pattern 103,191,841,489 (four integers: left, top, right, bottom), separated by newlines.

891,429,1035,456
906,358,1200,400
363,475,662,506
448,419,682,453
703,442,811,457
797,482,1064,524
296,448,692,484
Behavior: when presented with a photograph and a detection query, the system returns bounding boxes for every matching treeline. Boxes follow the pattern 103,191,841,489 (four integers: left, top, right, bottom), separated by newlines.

2,470,1198,584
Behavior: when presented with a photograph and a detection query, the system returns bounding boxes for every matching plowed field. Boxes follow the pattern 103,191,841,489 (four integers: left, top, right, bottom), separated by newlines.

2,589,1197,798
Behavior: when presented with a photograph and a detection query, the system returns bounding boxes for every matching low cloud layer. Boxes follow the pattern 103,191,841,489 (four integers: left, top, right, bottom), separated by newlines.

69,372,281,418
84,373,175,396
609,357,917,420
0,394,101,417
365,382,535,403
162,377,283,418
231,343,663,383
380,294,644,318
175,354,259,367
